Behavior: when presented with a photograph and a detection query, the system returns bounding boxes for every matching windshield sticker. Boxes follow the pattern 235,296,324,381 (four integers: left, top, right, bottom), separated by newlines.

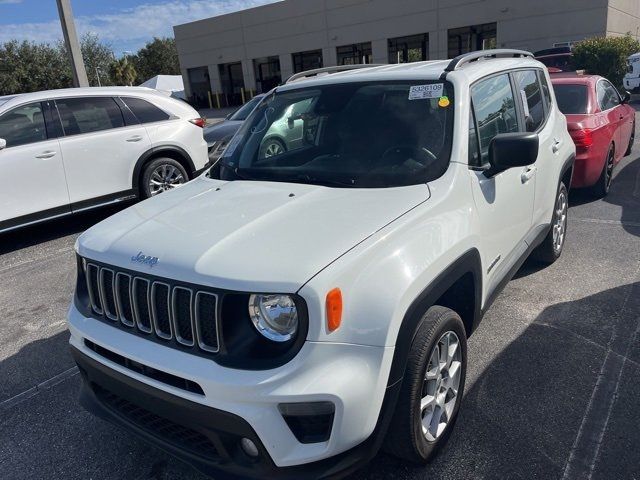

222,134,242,158
409,83,444,100
438,96,451,108
520,90,530,118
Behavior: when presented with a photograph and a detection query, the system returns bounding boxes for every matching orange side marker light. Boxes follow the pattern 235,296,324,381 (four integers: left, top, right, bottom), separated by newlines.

326,288,343,332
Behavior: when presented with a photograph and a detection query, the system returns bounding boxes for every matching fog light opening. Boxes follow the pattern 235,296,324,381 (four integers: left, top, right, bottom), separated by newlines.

240,437,259,458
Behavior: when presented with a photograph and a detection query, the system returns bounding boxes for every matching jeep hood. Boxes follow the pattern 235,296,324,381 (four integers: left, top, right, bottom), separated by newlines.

78,178,430,292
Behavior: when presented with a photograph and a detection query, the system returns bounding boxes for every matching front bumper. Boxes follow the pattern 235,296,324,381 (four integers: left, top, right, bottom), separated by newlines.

68,305,395,476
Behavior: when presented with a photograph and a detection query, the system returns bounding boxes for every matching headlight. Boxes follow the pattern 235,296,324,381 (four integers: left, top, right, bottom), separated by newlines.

249,294,298,342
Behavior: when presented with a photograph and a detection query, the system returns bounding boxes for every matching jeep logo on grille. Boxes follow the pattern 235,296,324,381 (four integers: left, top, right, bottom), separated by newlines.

131,252,159,268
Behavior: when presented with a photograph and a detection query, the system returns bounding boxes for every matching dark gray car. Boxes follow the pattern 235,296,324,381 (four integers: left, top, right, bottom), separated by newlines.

204,94,265,161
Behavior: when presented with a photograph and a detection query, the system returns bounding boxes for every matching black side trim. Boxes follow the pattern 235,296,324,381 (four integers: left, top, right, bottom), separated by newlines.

387,249,483,387
0,204,71,233
73,346,401,480
561,153,576,187
132,146,197,194
70,190,137,213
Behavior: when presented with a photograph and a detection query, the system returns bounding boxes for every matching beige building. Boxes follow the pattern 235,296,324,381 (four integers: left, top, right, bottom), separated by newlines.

173,0,640,107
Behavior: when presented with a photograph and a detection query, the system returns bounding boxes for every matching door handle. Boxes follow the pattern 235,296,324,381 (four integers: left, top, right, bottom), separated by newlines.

521,166,537,183
552,139,562,154
35,151,56,159
126,135,143,142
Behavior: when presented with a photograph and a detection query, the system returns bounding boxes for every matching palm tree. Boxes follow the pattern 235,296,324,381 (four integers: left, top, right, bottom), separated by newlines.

110,57,137,86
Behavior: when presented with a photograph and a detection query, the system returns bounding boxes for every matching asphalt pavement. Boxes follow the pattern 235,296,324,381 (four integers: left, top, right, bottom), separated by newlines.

1,116,639,479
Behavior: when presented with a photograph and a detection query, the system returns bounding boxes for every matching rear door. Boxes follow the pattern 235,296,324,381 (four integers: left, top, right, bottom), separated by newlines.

596,80,625,161
55,96,151,206
468,73,535,295
0,101,69,227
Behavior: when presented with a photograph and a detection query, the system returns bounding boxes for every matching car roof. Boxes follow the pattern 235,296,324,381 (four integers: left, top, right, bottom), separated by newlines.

278,55,545,92
0,86,163,110
550,73,601,86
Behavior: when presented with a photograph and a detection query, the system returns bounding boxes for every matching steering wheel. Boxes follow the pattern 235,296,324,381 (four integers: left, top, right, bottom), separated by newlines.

380,145,438,169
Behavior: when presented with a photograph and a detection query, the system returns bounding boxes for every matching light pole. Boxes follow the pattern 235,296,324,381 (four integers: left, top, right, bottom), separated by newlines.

56,0,89,88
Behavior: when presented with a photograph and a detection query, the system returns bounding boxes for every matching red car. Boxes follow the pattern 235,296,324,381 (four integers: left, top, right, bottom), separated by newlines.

551,73,635,197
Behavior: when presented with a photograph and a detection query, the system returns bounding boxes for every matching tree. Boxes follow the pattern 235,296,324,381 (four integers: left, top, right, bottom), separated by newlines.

132,37,180,84
573,34,640,89
109,57,137,86
80,33,115,87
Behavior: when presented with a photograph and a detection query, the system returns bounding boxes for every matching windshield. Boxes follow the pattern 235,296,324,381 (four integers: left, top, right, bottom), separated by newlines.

228,95,263,121
216,81,454,188
553,84,589,114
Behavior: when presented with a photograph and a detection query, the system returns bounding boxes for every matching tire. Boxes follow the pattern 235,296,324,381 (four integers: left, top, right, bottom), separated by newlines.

590,145,614,199
625,121,635,157
384,306,467,464
531,181,568,264
140,158,189,199
260,138,286,158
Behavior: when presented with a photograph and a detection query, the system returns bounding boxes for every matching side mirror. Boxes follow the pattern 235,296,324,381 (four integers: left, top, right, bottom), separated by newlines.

486,132,539,176
0,138,6,151
622,91,631,104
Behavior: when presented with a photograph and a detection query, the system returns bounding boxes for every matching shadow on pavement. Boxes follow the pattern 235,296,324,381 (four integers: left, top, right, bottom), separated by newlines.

353,282,640,480
604,154,640,237
0,203,131,256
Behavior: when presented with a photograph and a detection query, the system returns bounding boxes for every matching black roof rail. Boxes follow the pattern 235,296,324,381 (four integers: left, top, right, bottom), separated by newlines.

285,64,386,84
445,49,534,72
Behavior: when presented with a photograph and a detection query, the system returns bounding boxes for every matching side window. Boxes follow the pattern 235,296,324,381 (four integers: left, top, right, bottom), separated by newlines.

538,70,553,112
0,102,47,148
471,74,519,163
56,97,124,136
122,97,170,123
514,70,545,132
597,81,621,111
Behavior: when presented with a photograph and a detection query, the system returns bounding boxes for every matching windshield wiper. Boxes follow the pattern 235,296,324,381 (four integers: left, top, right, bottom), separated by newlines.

291,174,357,188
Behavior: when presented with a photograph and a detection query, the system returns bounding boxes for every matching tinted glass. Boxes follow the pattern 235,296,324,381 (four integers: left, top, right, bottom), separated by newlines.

0,102,47,147
598,81,621,110
553,84,588,114
471,74,519,162
219,81,454,188
122,97,170,123
229,95,263,121
514,70,545,131
538,71,552,111
56,97,124,136
468,109,481,166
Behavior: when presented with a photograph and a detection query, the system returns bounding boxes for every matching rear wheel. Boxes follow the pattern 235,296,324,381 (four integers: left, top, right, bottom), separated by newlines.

141,158,189,199
625,121,635,156
260,138,286,158
532,181,568,264
384,306,467,464
591,145,614,198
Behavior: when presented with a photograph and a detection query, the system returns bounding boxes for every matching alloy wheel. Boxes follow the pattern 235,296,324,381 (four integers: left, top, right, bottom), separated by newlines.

420,331,462,442
604,151,614,192
264,141,285,158
552,189,568,253
149,164,186,196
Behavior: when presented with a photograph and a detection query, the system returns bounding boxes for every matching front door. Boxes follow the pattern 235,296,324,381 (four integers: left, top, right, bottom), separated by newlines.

0,101,70,227
54,96,151,206
468,73,535,297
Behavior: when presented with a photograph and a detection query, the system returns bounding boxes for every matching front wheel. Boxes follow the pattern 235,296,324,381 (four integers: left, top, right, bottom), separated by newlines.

141,158,189,199
384,306,467,464
532,181,568,264
625,121,635,157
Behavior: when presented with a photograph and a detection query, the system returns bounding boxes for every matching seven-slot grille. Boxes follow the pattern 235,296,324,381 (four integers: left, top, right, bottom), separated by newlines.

85,262,220,355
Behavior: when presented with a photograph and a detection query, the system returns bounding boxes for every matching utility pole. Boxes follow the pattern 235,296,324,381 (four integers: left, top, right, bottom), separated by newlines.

56,0,89,88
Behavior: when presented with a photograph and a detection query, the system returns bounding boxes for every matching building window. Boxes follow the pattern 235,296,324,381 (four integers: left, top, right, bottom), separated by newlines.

187,66,210,108
254,56,282,93
448,23,497,58
218,62,246,107
292,49,323,73
337,42,373,65
388,34,428,64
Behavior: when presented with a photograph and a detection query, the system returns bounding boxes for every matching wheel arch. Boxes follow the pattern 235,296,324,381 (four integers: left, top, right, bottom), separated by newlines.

132,146,197,196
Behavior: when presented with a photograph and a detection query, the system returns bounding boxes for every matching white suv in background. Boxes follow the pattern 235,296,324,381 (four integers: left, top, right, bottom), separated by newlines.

0,87,208,233
68,51,574,479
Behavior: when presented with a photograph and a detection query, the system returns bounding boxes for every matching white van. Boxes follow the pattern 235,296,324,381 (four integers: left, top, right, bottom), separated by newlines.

623,52,640,92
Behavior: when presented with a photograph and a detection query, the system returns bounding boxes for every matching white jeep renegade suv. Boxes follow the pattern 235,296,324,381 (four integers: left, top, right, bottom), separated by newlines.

68,50,574,479
0,87,209,233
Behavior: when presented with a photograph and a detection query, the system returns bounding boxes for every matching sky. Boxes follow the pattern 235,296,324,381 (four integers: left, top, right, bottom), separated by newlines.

0,0,280,55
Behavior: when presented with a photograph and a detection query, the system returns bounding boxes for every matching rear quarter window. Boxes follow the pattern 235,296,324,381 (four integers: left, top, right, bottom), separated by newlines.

122,97,170,123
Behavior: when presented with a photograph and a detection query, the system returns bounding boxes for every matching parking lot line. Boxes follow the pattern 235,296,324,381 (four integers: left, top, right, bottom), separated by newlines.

0,366,78,412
